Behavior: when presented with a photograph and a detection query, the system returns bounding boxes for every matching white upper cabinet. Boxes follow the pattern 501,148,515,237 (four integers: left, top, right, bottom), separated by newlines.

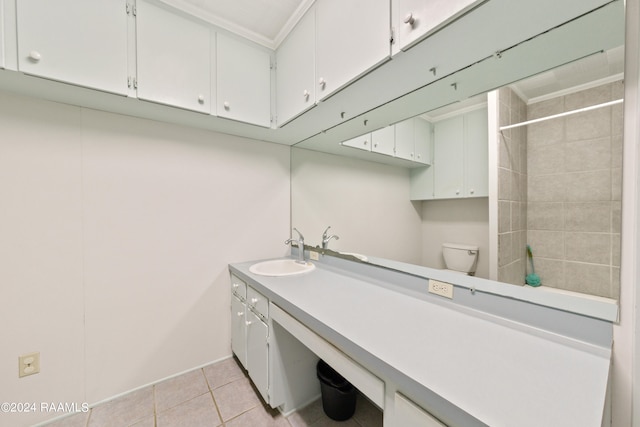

315,0,390,101
431,107,488,199
275,7,316,127
16,0,128,95
394,0,479,52
136,0,211,113
371,126,395,156
433,115,464,198
395,117,431,164
342,133,372,151
463,107,488,197
217,33,272,128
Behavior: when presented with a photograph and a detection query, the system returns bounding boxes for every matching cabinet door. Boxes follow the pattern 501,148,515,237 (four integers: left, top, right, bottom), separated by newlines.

217,34,271,128
342,133,372,151
16,0,128,95
395,118,415,161
434,116,464,198
371,126,395,156
231,295,247,369
246,310,269,402
464,107,488,197
414,118,432,165
316,0,390,101
394,393,445,427
136,0,211,113
276,7,315,126
395,0,478,51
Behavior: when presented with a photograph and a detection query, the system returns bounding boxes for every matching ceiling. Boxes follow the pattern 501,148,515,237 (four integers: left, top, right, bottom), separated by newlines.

160,0,310,48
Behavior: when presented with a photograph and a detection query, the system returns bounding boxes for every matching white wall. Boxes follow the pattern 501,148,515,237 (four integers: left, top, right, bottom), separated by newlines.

291,148,422,264
420,198,490,279
0,91,290,426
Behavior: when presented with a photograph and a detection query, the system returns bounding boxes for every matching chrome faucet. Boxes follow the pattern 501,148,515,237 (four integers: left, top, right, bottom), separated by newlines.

321,226,340,249
285,228,306,264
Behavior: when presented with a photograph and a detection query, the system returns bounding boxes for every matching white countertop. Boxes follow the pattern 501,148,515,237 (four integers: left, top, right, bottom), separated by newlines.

231,258,611,427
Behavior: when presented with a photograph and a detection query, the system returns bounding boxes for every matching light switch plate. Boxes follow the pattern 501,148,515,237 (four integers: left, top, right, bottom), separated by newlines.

428,279,454,299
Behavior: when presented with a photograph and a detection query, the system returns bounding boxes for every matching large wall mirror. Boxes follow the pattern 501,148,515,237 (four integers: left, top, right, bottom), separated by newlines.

291,2,624,301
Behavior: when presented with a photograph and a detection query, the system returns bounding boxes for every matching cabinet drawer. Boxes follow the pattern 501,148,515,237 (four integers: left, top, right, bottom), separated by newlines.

248,286,268,319
231,274,247,300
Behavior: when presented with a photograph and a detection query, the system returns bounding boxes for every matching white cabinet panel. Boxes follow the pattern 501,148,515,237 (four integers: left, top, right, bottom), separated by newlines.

394,393,445,427
372,126,395,156
276,7,315,126
217,34,271,128
16,0,128,95
434,115,464,198
395,118,416,161
395,0,479,52
316,0,390,101
231,295,247,369
464,107,488,197
136,0,211,113
342,133,372,151
246,310,269,402
414,117,432,165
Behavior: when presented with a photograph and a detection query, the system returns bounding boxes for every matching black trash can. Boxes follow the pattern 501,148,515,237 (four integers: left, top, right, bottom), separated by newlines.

316,359,357,421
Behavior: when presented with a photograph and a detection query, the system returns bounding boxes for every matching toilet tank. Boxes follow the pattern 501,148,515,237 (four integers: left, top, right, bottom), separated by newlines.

442,243,479,274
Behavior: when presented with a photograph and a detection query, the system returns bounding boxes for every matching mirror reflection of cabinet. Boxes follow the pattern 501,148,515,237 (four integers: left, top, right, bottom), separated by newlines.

411,107,488,200
341,117,432,165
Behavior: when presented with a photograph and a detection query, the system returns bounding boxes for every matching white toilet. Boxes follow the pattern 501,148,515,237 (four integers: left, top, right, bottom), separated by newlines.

442,243,479,275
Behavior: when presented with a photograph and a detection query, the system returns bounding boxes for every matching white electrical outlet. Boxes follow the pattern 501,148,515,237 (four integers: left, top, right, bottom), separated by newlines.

428,279,454,299
19,352,40,378
309,251,319,261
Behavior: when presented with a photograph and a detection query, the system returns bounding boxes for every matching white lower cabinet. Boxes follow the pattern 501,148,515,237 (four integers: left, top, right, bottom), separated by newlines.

394,393,446,427
246,309,269,402
230,295,248,369
230,275,318,410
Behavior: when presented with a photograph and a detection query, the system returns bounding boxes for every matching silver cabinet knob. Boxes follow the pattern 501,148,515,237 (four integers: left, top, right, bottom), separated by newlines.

404,13,415,26
470,189,475,194
198,94,205,104
318,77,326,89
456,189,460,195
223,101,230,110
245,321,252,326
303,89,310,99
251,297,259,304
236,311,244,317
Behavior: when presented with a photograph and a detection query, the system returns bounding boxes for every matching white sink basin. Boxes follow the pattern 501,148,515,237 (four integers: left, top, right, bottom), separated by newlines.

340,252,368,262
249,259,315,277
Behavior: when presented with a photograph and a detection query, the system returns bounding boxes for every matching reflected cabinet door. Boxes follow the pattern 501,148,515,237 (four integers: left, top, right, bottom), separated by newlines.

434,115,464,198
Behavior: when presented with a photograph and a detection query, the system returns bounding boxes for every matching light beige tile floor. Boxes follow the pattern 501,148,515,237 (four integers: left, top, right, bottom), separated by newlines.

43,357,383,427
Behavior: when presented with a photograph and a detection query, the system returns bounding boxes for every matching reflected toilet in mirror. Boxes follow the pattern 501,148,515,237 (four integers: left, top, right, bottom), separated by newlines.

442,243,479,276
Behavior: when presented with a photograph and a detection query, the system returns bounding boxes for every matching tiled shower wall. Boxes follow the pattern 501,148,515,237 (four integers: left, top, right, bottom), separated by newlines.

497,87,528,285
526,81,623,298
